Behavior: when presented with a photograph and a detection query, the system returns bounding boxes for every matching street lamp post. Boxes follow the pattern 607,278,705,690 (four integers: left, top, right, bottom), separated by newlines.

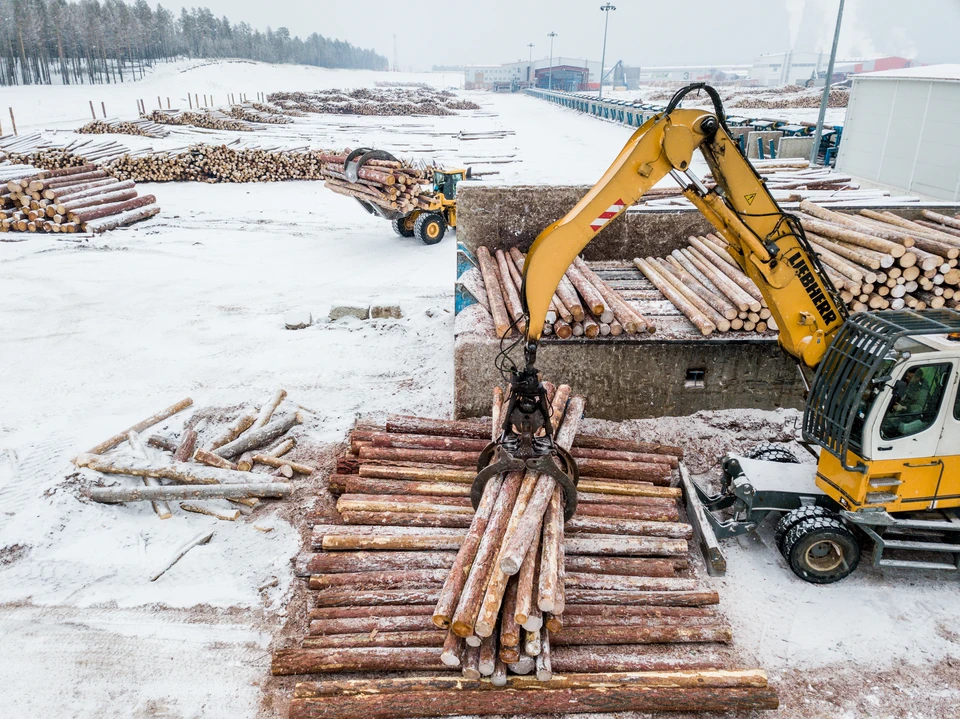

810,0,845,165
527,43,534,84
598,4,616,99
547,32,557,90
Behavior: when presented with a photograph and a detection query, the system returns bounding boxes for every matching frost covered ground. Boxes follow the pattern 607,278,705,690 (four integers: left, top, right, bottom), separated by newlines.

1,61,958,719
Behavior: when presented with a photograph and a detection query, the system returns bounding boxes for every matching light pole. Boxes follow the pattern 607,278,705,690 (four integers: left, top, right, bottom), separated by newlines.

547,32,557,90
810,0,845,165
527,43,534,84
598,3,616,98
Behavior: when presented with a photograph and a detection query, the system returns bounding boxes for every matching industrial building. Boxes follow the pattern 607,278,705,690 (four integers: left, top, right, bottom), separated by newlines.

837,64,960,202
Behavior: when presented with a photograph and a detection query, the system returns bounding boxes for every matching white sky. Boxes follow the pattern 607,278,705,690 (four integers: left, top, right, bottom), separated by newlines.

165,0,960,71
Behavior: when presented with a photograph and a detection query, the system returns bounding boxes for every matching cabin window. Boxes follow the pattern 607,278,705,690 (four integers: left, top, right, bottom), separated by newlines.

880,363,952,440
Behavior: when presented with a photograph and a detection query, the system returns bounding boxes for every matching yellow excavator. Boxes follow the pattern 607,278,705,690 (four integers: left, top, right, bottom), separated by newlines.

477,83,960,584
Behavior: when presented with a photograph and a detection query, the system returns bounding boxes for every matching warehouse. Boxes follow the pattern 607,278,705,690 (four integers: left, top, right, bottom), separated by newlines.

837,64,960,201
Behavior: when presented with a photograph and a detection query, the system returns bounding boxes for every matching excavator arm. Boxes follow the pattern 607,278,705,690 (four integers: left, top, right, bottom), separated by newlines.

522,83,847,368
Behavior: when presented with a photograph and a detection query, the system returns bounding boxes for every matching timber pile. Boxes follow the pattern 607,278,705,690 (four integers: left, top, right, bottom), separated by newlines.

1,163,158,234
227,105,293,125
253,102,303,117
78,119,171,138
272,395,778,716
267,88,478,117
144,109,254,132
639,161,914,208
318,150,431,215
73,389,314,520
474,245,656,339
731,88,849,109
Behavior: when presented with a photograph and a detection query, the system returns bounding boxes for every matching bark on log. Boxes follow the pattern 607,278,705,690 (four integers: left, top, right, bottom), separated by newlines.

76,452,276,486
83,204,160,233
70,194,156,223
360,446,478,466
194,447,238,471
338,477,471,497
477,246,512,338
385,415,491,439
564,573,698,591
254,454,316,475
174,428,197,462
297,551,457,576
802,214,905,257
574,434,683,458
309,568,449,590
357,464,476,483
551,624,731,645
310,615,436,636
302,631,446,649
253,389,287,429
207,406,257,450
370,432,489,452
565,589,719,606
87,483,291,502
577,479,681,499
652,257,732,332
564,556,684,577
441,630,464,667
514,516,543,630
495,248,527,333
566,515,691,539
308,605,436,621
213,412,299,458
313,589,442,608
272,647,445,675
82,397,193,455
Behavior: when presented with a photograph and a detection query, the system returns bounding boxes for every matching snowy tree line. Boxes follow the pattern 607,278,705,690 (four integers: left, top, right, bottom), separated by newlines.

0,0,388,86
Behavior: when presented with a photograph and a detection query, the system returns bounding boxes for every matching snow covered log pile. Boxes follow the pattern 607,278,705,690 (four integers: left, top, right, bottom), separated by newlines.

74,390,314,520
272,397,779,715
318,150,431,215
226,104,293,124
144,108,254,132
1,162,158,234
731,87,849,109
267,87,478,117
474,245,656,339
77,119,171,138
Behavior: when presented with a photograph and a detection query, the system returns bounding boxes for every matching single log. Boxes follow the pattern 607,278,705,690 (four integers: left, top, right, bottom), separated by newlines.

574,456,671,484
76,452,276,486
500,575,522,647
478,632,497,676
565,605,713,620
358,463,476,483
441,630,464,667
564,534,687,556
207,406,257,449
272,647,445,675
297,551,456,576
537,486,565,614
194,447,238,471
302,631,445,649
385,415,491,439
308,605,436,621
574,502,679,523
173,428,197,462
514,516,543,630
575,434,683,458
565,589,718,606
508,654,535,675
313,589,442,608
577,479,681,499
360,446,478,466
213,412,299,458
309,568,448,590
567,515,691,539
82,397,193,455
179,503,240,521
340,477,471,497
83,204,160,233
70,194,156,223
565,555,684,577
287,685,778,717
800,214,905,257
462,643,481,679
253,454,316,475
147,435,178,453
310,615,436,636
536,627,552,681
564,573,698,592
338,496,472,514
551,624,731,645
87,483,290,502
370,432,489,452
495,248,527,333
252,389,287,429
477,246,512,337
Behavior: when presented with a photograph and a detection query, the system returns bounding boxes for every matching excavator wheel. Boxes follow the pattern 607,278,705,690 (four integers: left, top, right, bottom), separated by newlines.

744,443,800,464
774,505,832,556
783,516,861,584
392,215,416,238
415,213,446,245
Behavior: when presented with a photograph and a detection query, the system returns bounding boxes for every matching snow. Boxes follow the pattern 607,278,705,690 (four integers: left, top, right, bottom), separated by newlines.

1,59,958,719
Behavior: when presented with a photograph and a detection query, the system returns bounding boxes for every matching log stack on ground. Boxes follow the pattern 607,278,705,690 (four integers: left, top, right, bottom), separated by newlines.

1,163,158,234
267,88,480,117
144,108,254,132
269,394,777,716
73,389,316,519
318,150,431,216
78,119,171,138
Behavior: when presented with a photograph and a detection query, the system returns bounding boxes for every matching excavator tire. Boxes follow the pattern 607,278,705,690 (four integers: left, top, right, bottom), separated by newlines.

783,516,860,584
745,443,800,464
774,505,832,556
392,215,416,238
415,213,446,245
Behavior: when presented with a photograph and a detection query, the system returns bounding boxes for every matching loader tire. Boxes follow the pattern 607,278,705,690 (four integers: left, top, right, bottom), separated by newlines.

783,516,860,584
774,505,831,556
392,215,415,238
415,213,446,245
745,443,800,464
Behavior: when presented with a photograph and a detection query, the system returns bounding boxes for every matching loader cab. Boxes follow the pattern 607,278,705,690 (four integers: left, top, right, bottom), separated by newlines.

804,311,960,514
433,168,467,204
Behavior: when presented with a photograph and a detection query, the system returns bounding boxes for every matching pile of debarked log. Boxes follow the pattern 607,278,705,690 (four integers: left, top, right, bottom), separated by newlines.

74,390,316,521
271,391,778,717
109,145,327,183
78,119,171,138
319,150,432,216
227,105,293,125
144,108,254,132
474,245,656,339
1,163,158,234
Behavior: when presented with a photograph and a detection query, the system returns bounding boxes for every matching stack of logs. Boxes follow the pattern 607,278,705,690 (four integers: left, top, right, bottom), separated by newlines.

108,145,330,183
319,150,432,215
273,395,778,717
227,105,293,125
795,202,960,311
475,245,656,339
75,390,316,520
144,109,253,132
78,119,171,138
1,163,158,233
635,235,776,336
267,88,474,117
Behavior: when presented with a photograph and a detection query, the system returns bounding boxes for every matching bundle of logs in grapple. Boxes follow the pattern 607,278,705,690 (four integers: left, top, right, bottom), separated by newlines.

74,390,314,521
318,151,431,215
475,245,656,339
272,390,778,717
1,162,158,233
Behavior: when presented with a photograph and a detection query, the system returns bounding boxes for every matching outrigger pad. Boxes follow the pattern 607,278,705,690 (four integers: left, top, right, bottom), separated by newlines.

471,443,580,521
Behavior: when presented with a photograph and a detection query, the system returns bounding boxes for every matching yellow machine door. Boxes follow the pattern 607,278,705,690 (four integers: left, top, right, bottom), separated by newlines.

866,360,956,508
934,367,960,505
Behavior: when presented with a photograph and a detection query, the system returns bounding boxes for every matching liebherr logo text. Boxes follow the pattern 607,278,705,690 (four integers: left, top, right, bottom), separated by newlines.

788,251,837,324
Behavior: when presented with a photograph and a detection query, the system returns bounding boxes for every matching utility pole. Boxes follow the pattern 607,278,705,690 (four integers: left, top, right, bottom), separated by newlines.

810,0,845,165
527,43,534,84
598,3,616,98
547,32,557,90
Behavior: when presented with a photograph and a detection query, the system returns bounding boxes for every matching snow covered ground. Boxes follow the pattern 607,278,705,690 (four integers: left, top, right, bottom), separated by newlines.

1,61,958,719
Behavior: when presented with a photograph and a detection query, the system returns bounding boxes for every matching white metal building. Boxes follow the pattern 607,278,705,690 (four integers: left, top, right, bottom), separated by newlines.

837,65,960,201
749,51,825,87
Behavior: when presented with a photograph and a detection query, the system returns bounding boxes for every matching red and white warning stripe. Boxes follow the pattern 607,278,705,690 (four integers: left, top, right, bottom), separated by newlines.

589,199,626,232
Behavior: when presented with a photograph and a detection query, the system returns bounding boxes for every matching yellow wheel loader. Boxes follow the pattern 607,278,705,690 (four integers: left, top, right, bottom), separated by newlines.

345,148,466,245
474,83,960,584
